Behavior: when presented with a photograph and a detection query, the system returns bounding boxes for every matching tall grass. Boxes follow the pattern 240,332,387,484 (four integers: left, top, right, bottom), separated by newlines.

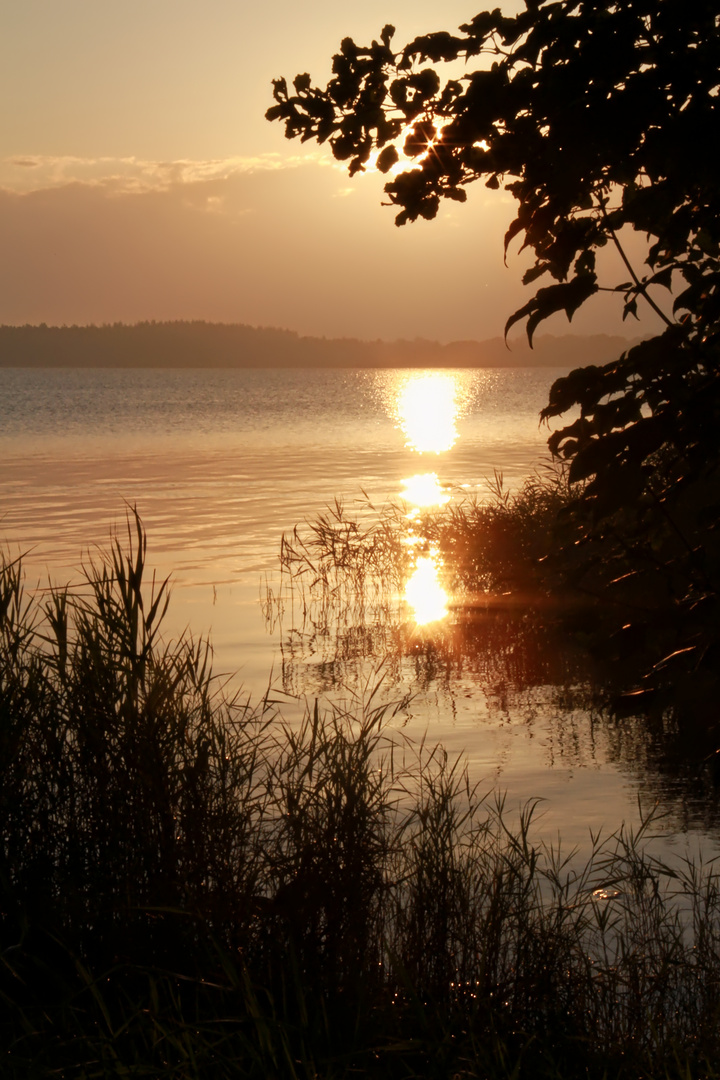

264,464,608,721
273,463,573,616
2,512,720,1078
269,463,720,784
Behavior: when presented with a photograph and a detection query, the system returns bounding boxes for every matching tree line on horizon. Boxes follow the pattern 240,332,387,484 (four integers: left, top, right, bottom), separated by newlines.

0,320,636,369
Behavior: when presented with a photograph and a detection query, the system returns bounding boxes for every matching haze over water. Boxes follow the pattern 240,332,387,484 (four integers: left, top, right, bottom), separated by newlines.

2,364,718,858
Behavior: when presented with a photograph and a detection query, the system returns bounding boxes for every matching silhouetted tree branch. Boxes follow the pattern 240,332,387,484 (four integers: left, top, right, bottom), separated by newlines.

268,0,720,715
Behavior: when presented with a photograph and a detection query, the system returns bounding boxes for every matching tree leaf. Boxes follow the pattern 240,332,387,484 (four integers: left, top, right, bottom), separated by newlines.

376,146,399,174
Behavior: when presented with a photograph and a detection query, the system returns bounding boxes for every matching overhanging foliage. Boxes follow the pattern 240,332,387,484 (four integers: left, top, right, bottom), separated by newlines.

267,0,720,711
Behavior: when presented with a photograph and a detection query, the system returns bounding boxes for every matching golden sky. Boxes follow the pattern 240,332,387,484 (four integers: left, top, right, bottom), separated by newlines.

0,0,661,341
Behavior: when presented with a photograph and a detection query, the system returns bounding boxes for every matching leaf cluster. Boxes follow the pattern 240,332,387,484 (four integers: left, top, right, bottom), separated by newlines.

267,0,719,339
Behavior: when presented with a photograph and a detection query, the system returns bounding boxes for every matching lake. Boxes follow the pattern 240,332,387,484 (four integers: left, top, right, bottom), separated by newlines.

2,365,718,858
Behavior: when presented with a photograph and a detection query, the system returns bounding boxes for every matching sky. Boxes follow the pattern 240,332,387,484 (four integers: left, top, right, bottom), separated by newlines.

0,0,663,342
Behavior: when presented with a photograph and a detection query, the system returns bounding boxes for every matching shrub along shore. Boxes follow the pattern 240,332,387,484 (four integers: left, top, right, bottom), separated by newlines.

2,512,720,1079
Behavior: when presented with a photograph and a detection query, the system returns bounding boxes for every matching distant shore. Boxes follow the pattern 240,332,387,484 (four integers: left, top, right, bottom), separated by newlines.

0,321,641,369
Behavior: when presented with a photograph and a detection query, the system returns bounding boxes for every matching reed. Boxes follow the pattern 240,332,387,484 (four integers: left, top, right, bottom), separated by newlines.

267,462,600,716
274,462,573,617
2,513,720,1078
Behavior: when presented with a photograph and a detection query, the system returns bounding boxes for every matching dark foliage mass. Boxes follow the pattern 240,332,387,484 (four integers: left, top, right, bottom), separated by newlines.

268,0,720,715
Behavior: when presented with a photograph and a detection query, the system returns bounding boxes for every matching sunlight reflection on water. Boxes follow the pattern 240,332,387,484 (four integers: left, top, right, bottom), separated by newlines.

404,552,449,625
392,371,463,453
400,473,450,510
394,373,459,626
2,366,718,857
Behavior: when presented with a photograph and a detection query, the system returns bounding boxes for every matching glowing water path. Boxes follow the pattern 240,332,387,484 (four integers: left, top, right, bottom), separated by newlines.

394,372,460,454
389,371,465,625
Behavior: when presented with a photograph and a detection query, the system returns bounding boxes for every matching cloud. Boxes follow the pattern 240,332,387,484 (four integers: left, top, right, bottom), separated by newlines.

0,151,327,196
0,156,658,342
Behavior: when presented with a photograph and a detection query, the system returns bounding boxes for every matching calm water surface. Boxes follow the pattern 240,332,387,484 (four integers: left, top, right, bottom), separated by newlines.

2,366,717,857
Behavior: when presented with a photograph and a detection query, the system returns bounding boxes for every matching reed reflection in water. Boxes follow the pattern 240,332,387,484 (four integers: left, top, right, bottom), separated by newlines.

269,498,720,845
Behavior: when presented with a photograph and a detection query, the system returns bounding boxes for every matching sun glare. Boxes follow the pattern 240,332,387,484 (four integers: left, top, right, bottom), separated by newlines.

404,553,449,626
396,373,460,453
367,116,454,177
